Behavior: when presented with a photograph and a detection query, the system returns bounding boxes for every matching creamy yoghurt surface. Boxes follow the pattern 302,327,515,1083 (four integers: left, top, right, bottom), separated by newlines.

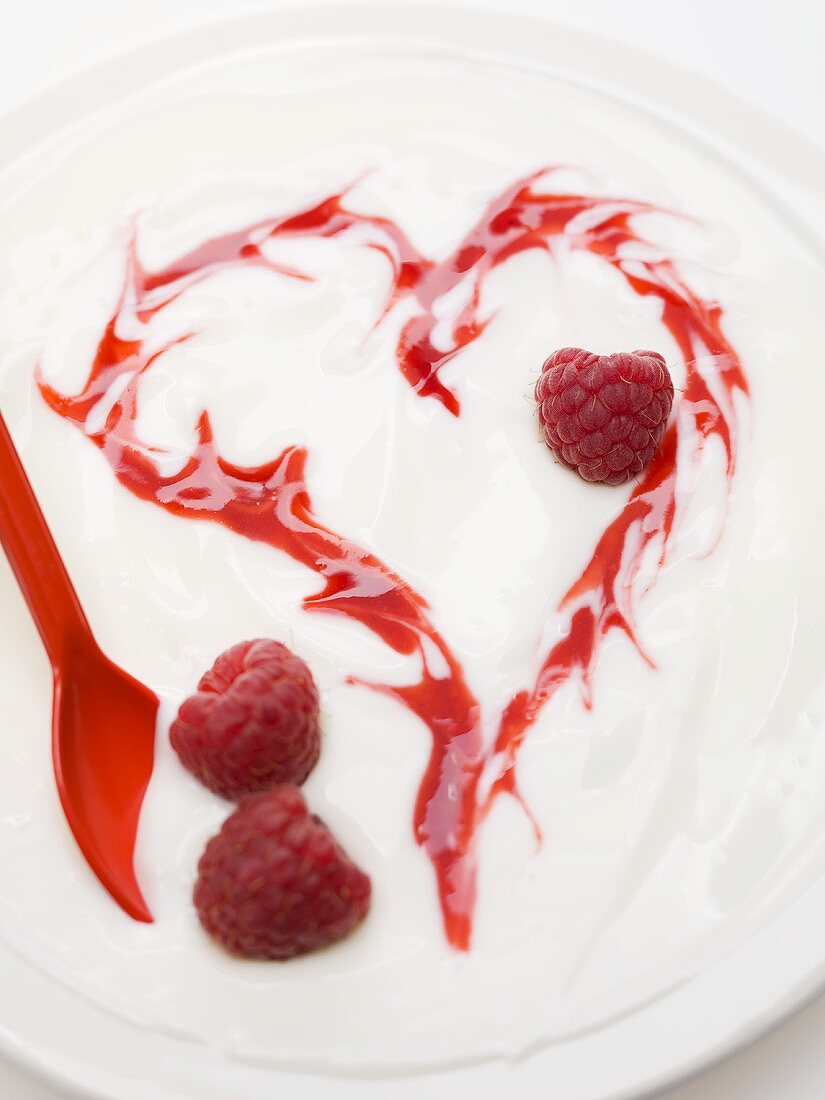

1,41,825,1073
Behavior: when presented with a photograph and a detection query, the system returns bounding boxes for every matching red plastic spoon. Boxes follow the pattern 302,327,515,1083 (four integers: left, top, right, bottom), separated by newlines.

0,411,155,922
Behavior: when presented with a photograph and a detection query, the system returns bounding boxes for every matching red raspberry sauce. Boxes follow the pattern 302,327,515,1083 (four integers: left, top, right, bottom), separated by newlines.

38,169,748,949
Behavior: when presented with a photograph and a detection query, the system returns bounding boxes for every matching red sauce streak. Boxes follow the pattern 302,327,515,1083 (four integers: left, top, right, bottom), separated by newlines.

38,169,748,948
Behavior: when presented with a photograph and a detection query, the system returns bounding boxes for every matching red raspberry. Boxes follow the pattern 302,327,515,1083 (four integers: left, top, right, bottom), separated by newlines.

194,786,371,959
535,348,674,485
170,639,320,800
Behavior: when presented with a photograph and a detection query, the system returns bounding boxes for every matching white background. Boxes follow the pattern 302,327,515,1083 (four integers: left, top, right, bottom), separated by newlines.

0,1,823,1098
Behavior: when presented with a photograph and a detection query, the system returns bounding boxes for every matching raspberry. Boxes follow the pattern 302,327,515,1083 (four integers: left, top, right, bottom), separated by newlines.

535,348,674,485
194,786,371,959
170,639,320,800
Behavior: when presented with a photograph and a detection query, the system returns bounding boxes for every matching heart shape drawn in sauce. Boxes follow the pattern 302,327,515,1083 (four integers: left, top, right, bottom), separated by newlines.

38,168,749,949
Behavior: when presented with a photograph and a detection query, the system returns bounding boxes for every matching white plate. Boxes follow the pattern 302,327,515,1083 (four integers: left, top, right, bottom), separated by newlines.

1,5,824,1099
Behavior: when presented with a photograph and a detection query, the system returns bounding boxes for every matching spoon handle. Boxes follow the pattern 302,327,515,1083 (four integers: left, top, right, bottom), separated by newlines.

0,412,92,665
